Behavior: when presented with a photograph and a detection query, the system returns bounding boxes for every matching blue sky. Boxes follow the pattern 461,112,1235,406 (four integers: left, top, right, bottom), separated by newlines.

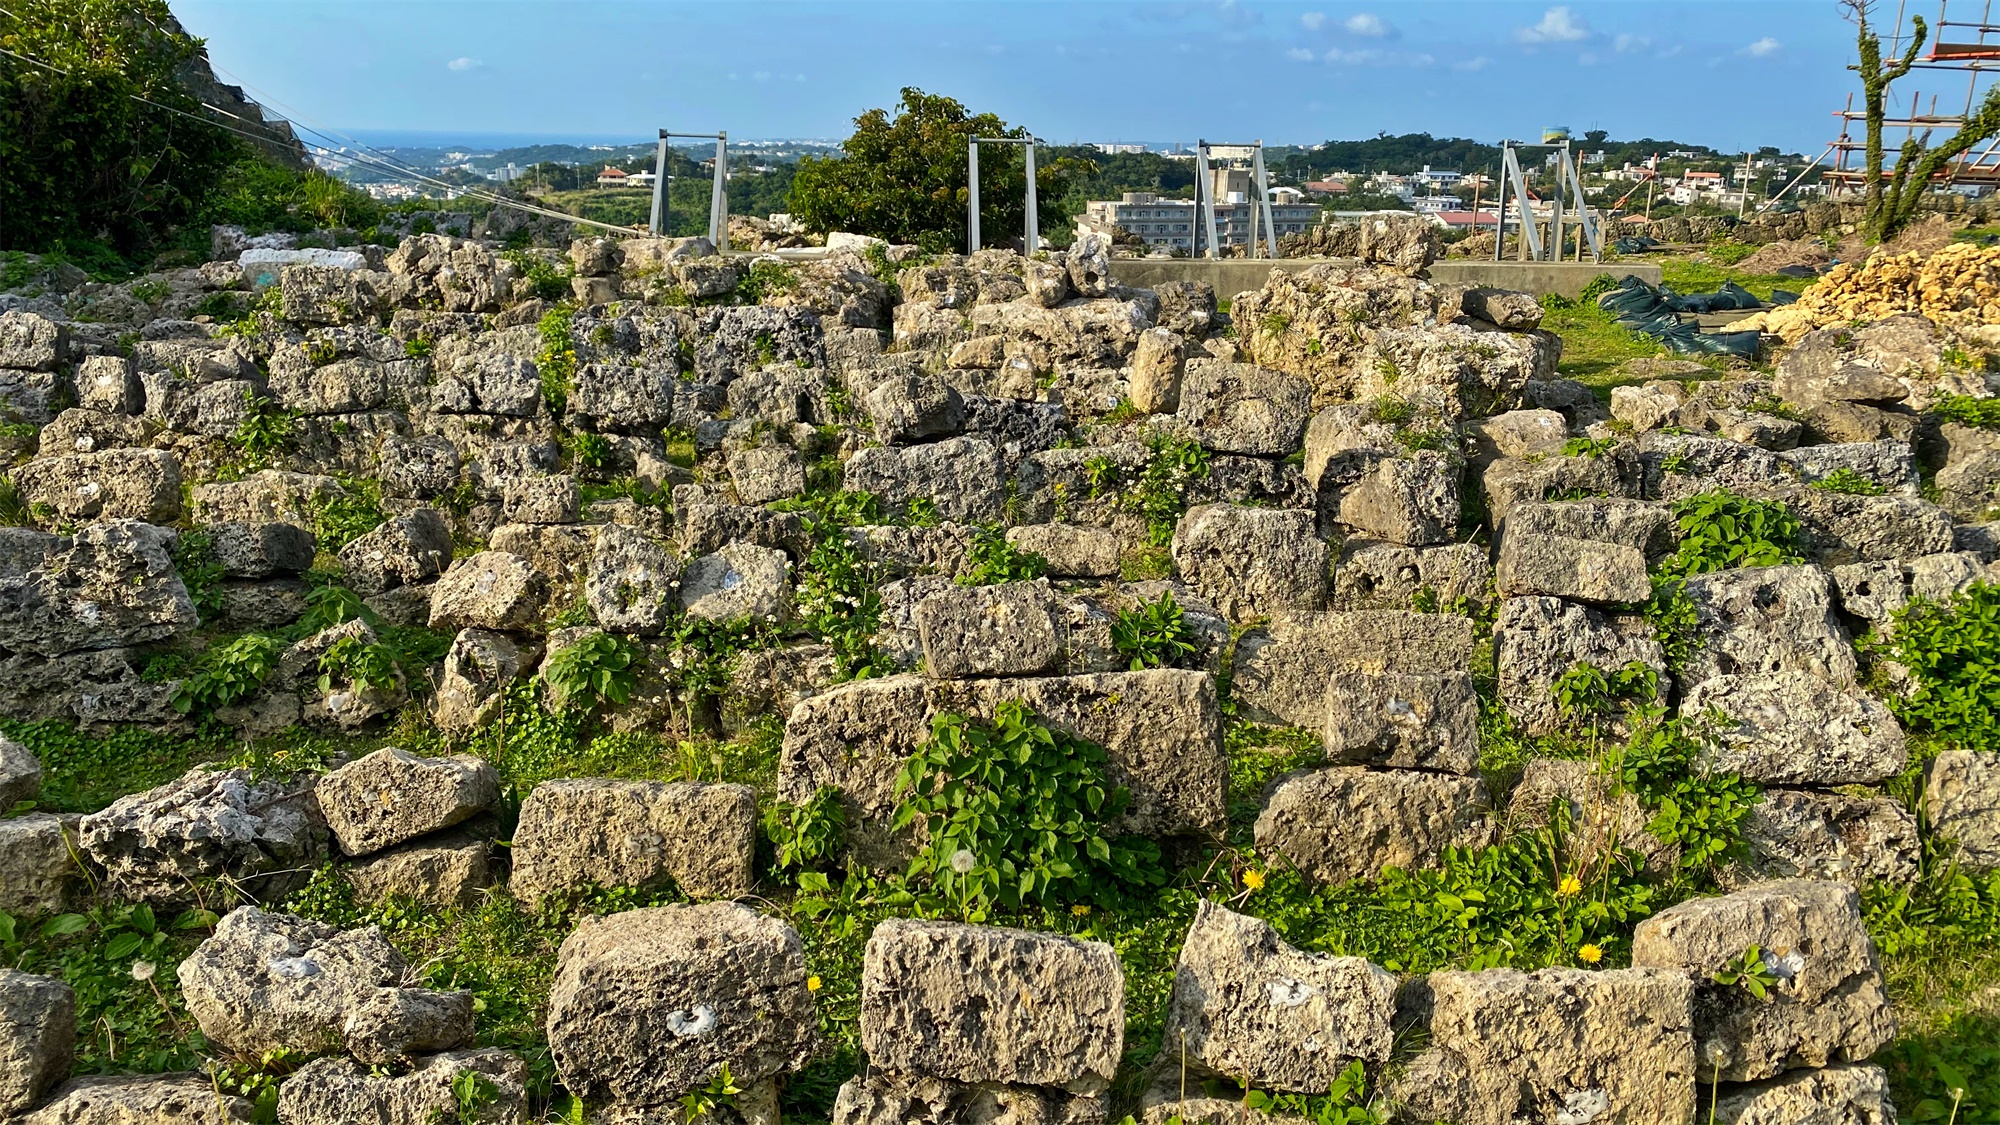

175,1,1881,153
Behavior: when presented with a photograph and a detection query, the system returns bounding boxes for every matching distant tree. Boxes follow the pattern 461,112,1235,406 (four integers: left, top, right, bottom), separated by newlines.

0,0,239,257
1585,130,1610,145
1846,0,2000,240
788,87,1081,252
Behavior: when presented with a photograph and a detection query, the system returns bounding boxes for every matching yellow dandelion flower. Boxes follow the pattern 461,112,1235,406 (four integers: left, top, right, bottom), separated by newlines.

1071,904,1092,916
1578,943,1604,964
806,975,823,992
1558,875,1583,897
1242,869,1266,891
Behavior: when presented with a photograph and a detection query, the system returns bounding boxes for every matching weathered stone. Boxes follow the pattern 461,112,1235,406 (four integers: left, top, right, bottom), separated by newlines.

1336,451,1459,547
340,987,477,1066
12,1074,254,1125
680,541,792,623
1485,445,1640,524
1682,565,1857,686
1162,901,1395,1093
316,748,499,858
1494,596,1665,736
0,814,83,916
0,520,198,658
1462,287,1543,330
1171,505,1327,622
1177,361,1313,456
1507,759,1678,874
1005,524,1120,579
1129,328,1186,414
844,436,1007,524
276,1050,527,1125
1612,383,1684,432
1831,552,1991,627
867,373,966,445
832,1072,1102,1125
433,353,541,417
1631,879,1894,1083
585,523,682,635
862,919,1123,1090
1402,967,1695,1125
778,670,1228,865
1323,670,1480,774
0,736,39,810
1496,530,1650,604
1787,490,1955,566
204,521,315,579
1,970,74,1116
428,551,549,631
12,448,180,525
1780,440,1921,496
501,475,579,525
1502,497,1679,558
1711,1063,1896,1125
1328,540,1490,611
341,823,491,906
190,469,340,529
1925,750,2000,872
916,581,1066,678
178,906,442,1058
1681,672,1906,784
727,444,807,505
338,509,452,596
433,628,533,734
510,780,756,907
546,902,819,1108
0,311,66,371
79,768,325,902
1254,767,1491,884
1232,610,1475,728
1734,791,1919,886
1465,408,1569,468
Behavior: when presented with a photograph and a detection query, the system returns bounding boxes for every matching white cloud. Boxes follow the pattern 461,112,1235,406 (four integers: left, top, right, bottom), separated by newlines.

1324,47,1381,65
1300,11,1325,31
445,57,482,71
1323,46,1431,67
1452,55,1493,71
753,70,771,81
1740,36,1782,57
1613,33,1650,53
1287,47,1317,60
1517,6,1590,44
1345,13,1391,37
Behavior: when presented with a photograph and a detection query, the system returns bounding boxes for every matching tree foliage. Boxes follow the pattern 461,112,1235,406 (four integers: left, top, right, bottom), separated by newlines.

787,87,1083,252
0,0,240,256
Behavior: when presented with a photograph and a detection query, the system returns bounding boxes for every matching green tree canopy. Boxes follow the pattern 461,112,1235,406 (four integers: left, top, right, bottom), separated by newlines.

0,0,240,257
788,87,1080,252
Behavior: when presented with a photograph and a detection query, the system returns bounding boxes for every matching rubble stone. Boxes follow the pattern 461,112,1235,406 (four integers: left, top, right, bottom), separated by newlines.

1170,505,1327,622
79,768,325,902
0,970,75,1116
316,748,500,858
1682,671,1907,784
1924,750,2000,871
1254,767,1491,884
510,780,757,907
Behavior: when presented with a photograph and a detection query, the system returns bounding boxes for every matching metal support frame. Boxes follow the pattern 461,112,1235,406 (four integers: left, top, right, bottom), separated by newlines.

649,129,729,248
966,136,1041,254
1491,139,1599,263
1193,140,1279,259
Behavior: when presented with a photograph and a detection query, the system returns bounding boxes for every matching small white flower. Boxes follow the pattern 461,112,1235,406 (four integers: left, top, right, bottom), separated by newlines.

949,849,977,874
131,960,157,982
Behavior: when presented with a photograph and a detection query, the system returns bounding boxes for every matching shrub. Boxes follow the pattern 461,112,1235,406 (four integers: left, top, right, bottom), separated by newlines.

892,702,1164,919
1111,592,1197,671
1879,581,2000,751
796,519,884,681
1661,491,1801,576
957,525,1048,586
1932,394,2000,430
1127,434,1212,547
1561,437,1617,459
1810,468,1887,496
542,631,642,708
504,250,572,302
171,633,285,715
1619,714,1760,883
765,785,847,873
295,582,375,635
315,633,399,695
735,260,799,304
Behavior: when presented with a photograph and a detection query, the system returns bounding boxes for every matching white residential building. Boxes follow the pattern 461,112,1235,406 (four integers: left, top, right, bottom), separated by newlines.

1081,191,1320,251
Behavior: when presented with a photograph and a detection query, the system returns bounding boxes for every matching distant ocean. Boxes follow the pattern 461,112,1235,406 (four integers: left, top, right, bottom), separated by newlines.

344,130,656,149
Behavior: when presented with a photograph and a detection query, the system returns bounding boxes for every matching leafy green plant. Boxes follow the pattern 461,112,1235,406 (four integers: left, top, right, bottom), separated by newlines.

765,785,848,872
1662,491,1802,576
171,633,285,715
1240,1062,1388,1125
450,1069,500,1124
1713,943,1781,1000
680,1063,742,1123
892,702,1165,920
565,430,612,474
1642,576,1700,676
1933,394,2000,430
296,582,375,635
1811,468,1888,496
1127,434,1212,547
537,305,578,416
735,260,800,304
1552,660,1658,719
1879,581,2000,751
0,475,28,527
300,338,337,366
958,525,1048,586
169,529,227,619
315,633,400,695
795,512,884,681
505,249,573,302
1561,436,1618,459
542,632,642,709
308,479,387,552
1111,592,1197,671
1619,713,1760,882
232,388,294,470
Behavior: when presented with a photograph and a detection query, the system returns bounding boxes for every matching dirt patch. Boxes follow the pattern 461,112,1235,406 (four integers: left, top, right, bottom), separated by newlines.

1735,239,1832,275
